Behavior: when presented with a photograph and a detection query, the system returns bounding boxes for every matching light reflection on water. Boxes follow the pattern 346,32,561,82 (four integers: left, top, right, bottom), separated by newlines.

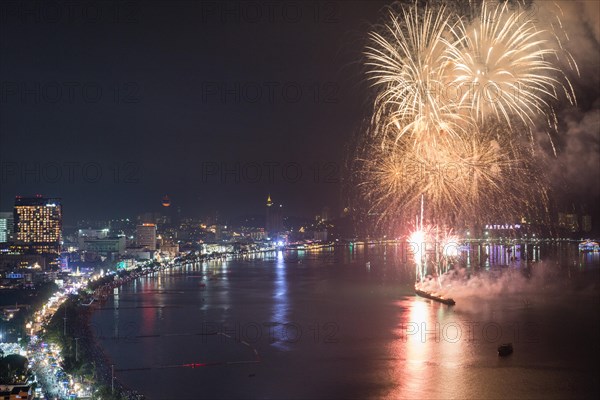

92,243,599,399
270,251,290,350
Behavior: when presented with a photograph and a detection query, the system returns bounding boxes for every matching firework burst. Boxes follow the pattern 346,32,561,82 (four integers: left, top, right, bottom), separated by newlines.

357,124,547,226
446,1,576,132
408,200,460,283
365,4,471,144
358,1,575,232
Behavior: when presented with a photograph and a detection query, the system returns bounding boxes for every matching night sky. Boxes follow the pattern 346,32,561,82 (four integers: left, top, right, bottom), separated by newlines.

1,0,598,224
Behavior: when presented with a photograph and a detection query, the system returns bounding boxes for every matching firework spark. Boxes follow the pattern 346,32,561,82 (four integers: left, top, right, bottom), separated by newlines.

359,1,574,231
365,4,471,144
357,123,547,226
408,201,460,283
446,1,576,132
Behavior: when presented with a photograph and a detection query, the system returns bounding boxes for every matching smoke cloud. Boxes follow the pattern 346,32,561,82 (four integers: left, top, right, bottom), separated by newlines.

417,261,597,302
535,1,600,208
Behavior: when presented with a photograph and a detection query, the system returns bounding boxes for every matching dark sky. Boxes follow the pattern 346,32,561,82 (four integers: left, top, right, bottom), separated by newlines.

0,0,392,223
0,0,598,224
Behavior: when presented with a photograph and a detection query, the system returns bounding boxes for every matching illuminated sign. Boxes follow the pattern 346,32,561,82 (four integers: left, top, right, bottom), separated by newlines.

484,224,521,230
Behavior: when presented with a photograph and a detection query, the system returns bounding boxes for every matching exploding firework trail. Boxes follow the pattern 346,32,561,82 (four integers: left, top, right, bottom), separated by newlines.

365,5,469,143
360,1,576,282
445,1,577,144
360,1,575,227
357,121,550,226
410,195,461,283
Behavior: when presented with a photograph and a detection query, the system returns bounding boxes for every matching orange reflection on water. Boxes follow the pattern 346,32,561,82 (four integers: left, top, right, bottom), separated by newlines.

385,298,465,399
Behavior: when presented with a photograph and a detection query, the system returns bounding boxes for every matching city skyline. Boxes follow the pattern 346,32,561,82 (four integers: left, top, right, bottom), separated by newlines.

1,1,598,223
0,1,599,399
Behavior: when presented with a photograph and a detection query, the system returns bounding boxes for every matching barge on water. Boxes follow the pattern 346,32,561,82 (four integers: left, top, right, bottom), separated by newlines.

498,343,513,356
415,287,456,306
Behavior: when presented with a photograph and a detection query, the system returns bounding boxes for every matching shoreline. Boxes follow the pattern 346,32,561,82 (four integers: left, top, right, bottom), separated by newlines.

44,293,141,399
42,265,166,399
70,245,596,394
80,256,216,398
85,267,167,399
79,249,319,397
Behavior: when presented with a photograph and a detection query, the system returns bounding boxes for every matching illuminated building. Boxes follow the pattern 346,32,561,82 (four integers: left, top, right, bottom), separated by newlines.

249,229,267,241
0,253,47,270
0,211,13,243
138,211,171,226
78,228,109,240
137,223,157,250
265,194,284,237
160,195,176,226
158,240,179,257
558,213,579,232
79,236,126,255
582,215,592,233
13,196,62,254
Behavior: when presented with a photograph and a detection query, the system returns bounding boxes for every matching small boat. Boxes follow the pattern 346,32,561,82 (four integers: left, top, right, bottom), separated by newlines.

4,303,19,313
579,240,599,252
81,298,94,307
415,287,455,305
498,343,513,356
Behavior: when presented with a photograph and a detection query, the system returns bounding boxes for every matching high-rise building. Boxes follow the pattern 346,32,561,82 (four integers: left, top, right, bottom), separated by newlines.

265,195,284,237
137,223,157,251
14,196,62,254
0,212,14,243
78,228,109,240
80,236,126,255
558,212,579,232
582,215,592,233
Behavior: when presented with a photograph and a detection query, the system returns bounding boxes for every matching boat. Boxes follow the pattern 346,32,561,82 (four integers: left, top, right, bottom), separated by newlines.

579,240,599,252
415,286,455,305
498,343,513,356
4,303,20,313
80,298,94,307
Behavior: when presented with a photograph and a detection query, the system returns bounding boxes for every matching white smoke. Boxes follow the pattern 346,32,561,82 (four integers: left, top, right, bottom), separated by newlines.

548,104,600,198
541,0,600,85
534,1,600,200
416,261,588,301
